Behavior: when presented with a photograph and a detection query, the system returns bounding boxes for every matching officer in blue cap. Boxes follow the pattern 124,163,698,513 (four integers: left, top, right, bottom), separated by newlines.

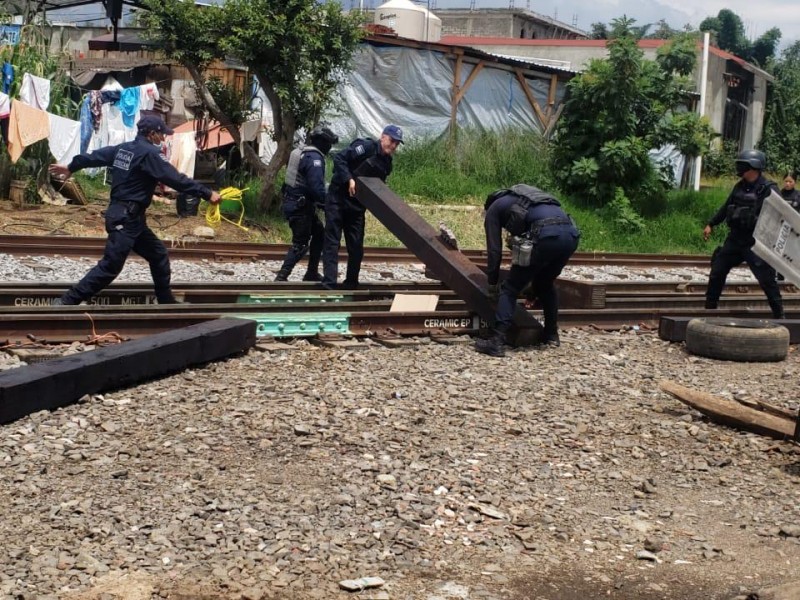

48,115,221,305
321,124,402,289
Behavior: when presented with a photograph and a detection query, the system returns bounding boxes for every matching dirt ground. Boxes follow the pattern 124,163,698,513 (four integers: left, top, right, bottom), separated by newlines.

0,196,270,244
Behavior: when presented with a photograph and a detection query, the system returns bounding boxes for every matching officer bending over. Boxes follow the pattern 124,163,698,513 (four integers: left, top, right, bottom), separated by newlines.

48,116,221,305
476,184,580,357
321,124,402,289
703,149,784,319
275,126,339,282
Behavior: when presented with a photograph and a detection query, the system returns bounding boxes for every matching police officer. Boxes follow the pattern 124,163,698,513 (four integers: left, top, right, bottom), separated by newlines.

781,171,800,212
48,116,221,305
275,126,339,282
321,124,402,289
703,149,784,319
476,184,580,357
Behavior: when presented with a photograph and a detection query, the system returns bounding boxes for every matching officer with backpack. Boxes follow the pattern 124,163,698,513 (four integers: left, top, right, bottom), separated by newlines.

703,149,784,319
476,184,580,357
275,126,339,282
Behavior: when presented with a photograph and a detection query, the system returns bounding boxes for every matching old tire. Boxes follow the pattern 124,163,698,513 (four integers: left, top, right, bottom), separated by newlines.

685,318,789,362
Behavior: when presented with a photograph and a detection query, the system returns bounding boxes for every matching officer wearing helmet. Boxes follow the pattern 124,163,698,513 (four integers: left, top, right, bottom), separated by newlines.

703,149,784,319
275,125,339,281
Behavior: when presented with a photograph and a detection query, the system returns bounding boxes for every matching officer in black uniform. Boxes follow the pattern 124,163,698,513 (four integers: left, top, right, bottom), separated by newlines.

321,124,402,289
476,184,580,357
703,149,784,318
781,171,800,212
48,116,221,305
275,126,339,282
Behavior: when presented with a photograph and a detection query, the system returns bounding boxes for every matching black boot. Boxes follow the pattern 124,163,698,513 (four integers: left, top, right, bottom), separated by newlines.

475,330,506,357
542,331,560,347
274,270,290,282
158,295,184,304
302,271,322,282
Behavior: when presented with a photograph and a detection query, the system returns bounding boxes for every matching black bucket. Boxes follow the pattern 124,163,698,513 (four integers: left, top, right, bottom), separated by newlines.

177,194,201,217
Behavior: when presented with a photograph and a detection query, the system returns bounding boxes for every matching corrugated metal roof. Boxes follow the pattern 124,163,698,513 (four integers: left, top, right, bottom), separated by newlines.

484,52,575,73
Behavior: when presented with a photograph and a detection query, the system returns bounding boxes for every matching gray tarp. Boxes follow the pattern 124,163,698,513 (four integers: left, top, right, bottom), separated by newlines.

254,42,567,157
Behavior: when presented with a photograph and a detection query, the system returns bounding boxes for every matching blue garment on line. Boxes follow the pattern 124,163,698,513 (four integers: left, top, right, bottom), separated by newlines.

118,86,140,128
2,62,14,94
79,95,93,154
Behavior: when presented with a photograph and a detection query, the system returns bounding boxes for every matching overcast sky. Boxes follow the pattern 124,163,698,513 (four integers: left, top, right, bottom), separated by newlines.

49,0,800,51
431,0,800,49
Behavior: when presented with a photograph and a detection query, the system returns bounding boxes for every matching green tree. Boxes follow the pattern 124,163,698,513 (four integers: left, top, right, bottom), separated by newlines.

700,9,781,66
141,0,362,210
551,22,715,226
761,41,800,174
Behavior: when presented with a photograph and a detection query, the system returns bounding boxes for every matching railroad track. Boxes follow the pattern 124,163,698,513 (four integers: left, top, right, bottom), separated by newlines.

0,234,712,267
0,279,796,343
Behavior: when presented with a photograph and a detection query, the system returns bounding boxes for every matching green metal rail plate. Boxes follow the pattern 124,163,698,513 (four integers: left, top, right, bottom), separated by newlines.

234,312,351,337
237,294,346,305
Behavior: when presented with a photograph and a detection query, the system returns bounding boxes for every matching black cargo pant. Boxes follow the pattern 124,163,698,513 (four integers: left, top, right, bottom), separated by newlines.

277,201,324,280
321,193,366,288
495,225,579,334
62,201,173,304
705,234,783,318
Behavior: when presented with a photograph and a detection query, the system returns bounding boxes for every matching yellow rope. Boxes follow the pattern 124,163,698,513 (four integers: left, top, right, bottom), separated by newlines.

205,187,249,231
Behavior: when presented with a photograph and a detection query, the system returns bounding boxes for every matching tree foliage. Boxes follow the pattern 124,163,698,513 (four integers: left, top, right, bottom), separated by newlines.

761,41,800,174
699,9,781,66
141,0,362,210
551,20,715,224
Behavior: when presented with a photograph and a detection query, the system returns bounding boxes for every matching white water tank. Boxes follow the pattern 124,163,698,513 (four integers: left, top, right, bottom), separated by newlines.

374,0,442,43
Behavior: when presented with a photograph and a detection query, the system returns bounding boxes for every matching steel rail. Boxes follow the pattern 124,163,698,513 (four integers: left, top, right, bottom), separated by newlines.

0,234,712,267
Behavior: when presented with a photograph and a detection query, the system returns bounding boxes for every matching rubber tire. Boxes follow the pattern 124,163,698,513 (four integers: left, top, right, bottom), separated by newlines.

685,318,789,362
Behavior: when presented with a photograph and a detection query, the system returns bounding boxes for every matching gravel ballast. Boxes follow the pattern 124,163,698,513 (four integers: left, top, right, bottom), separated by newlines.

0,252,798,600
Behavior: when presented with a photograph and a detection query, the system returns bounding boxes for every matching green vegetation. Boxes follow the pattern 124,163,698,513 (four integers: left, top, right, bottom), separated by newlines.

551,20,715,230
178,131,737,253
141,0,363,211
761,40,800,175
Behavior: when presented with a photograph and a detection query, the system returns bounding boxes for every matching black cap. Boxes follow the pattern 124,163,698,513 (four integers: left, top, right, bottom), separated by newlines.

137,115,174,135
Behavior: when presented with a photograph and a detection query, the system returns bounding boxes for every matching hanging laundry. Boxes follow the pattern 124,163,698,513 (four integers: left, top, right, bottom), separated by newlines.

138,82,160,111
118,86,140,128
1,62,12,94
19,73,51,110
168,131,197,178
89,90,103,132
79,95,92,153
48,113,81,165
7,100,50,163
0,90,9,117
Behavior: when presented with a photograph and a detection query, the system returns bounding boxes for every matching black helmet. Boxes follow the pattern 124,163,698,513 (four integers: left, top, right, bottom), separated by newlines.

735,149,766,173
308,126,338,155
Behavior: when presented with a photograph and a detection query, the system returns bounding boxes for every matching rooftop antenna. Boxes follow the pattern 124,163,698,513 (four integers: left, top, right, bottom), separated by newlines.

526,0,530,9
469,0,476,10
509,0,514,8
572,14,578,27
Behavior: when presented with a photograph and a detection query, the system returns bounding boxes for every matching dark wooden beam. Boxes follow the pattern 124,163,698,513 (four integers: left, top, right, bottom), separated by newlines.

355,177,543,345
0,318,256,424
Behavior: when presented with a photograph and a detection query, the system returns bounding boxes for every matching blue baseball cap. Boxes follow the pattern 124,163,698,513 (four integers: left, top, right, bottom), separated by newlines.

382,124,404,144
137,115,174,135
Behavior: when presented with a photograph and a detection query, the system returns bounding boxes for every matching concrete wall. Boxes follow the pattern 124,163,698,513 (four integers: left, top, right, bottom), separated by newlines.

459,41,768,149
435,10,585,40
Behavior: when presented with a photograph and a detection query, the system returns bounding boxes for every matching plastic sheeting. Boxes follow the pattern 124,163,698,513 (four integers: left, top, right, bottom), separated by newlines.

253,42,567,159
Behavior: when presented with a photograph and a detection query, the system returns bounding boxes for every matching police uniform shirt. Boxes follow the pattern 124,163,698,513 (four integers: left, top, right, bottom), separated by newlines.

781,187,800,212
330,138,393,196
707,174,778,235
68,134,212,208
284,147,326,207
